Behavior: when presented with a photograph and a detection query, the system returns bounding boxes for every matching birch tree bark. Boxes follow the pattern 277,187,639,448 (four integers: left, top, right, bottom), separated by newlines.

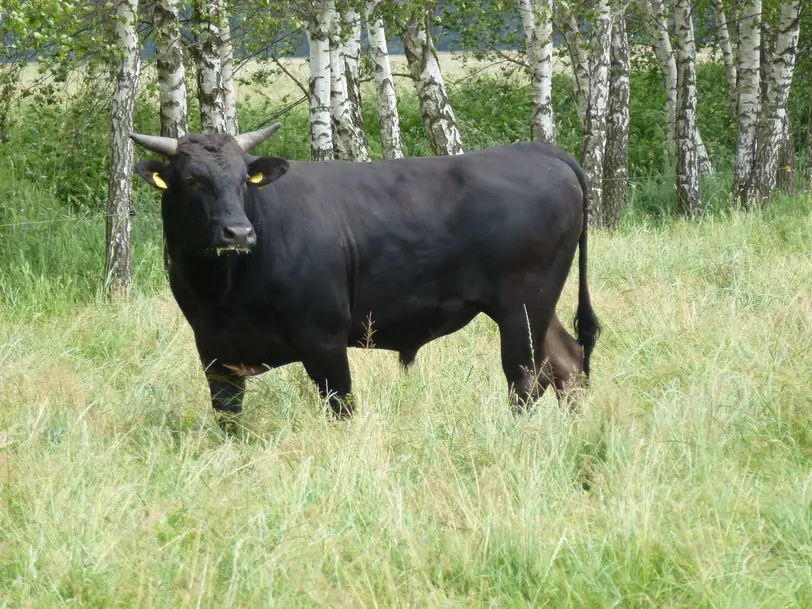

216,1,238,135
603,12,630,228
750,0,800,205
401,12,464,156
193,0,226,133
776,113,795,195
106,0,141,297
329,9,369,161
710,0,737,116
154,0,187,138
673,0,702,215
341,8,367,157
366,1,404,159
555,7,589,126
307,0,335,161
644,0,712,175
581,0,612,227
518,0,555,143
732,0,761,205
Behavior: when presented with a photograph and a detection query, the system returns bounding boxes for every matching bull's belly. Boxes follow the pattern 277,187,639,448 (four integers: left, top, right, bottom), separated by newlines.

347,298,483,354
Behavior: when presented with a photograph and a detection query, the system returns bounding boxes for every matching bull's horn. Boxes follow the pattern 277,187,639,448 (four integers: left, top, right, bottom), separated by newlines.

234,123,282,151
129,133,178,156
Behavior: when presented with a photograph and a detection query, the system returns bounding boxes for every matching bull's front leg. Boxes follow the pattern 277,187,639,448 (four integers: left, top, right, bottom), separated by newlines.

204,362,246,436
300,344,355,420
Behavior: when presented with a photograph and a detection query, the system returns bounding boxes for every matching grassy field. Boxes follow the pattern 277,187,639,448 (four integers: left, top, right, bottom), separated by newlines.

1,183,810,606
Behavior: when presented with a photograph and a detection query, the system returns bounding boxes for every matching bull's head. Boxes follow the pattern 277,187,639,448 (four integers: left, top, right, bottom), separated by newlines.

130,124,289,258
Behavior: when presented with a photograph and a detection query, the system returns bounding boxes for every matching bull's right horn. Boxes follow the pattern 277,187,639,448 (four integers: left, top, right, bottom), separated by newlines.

129,133,178,157
234,123,282,152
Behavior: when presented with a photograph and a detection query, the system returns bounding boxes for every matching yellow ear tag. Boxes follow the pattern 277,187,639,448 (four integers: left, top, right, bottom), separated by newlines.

152,173,168,189
249,173,264,184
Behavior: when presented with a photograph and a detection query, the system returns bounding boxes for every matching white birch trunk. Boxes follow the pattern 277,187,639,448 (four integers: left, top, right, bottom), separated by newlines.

603,12,629,228
518,0,555,143
307,0,335,161
154,0,187,138
366,2,404,159
750,0,800,205
710,0,737,116
106,0,141,296
402,12,464,156
776,113,795,195
329,10,369,161
732,0,761,205
673,0,702,215
217,1,238,135
555,8,589,126
645,0,712,174
342,8,368,159
646,0,677,157
193,0,226,133
581,0,612,227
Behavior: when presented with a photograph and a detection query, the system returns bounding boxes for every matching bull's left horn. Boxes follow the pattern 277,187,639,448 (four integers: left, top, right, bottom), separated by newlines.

130,133,178,156
234,123,282,152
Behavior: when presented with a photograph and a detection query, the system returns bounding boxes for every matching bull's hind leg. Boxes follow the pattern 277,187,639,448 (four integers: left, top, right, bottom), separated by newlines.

495,309,555,412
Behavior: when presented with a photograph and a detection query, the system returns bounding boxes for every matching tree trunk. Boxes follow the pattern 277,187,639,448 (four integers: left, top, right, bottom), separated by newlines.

603,12,629,228
555,7,589,127
106,0,141,297
673,0,702,216
193,0,226,133
307,0,335,161
401,12,464,156
711,0,737,116
341,8,368,158
216,1,238,135
366,2,404,159
154,0,187,138
645,0,712,175
581,0,612,227
750,0,800,206
518,0,555,143
776,112,795,196
329,10,369,161
732,0,761,205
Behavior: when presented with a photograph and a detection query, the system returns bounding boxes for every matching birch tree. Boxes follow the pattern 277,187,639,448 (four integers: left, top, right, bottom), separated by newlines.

643,0,712,174
673,0,702,215
603,11,630,227
581,0,612,227
517,0,555,143
731,0,761,204
341,7,367,157
307,0,336,161
216,0,238,135
710,0,738,116
106,0,142,296
366,1,404,159
154,0,187,138
193,0,226,133
401,11,464,156
554,6,589,126
329,7,369,161
750,0,801,205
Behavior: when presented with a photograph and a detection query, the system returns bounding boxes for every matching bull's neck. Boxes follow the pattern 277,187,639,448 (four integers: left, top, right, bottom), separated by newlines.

168,253,241,314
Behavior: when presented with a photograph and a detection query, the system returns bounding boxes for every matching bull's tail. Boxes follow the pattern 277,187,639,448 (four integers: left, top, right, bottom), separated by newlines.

563,154,600,378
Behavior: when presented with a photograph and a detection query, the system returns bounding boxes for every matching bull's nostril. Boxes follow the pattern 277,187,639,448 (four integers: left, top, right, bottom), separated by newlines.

219,225,256,249
222,226,238,241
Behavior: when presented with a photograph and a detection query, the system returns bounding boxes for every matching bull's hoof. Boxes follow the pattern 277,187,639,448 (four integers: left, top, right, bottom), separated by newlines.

328,394,356,420
216,412,241,437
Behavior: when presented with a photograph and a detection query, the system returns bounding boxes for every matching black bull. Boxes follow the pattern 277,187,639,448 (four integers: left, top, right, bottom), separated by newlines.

130,125,599,429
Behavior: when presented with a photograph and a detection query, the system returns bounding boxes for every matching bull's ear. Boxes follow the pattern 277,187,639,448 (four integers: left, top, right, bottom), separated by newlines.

246,157,289,188
135,159,170,190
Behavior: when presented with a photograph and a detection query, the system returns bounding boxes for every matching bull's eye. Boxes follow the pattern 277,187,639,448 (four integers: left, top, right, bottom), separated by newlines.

183,176,196,188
